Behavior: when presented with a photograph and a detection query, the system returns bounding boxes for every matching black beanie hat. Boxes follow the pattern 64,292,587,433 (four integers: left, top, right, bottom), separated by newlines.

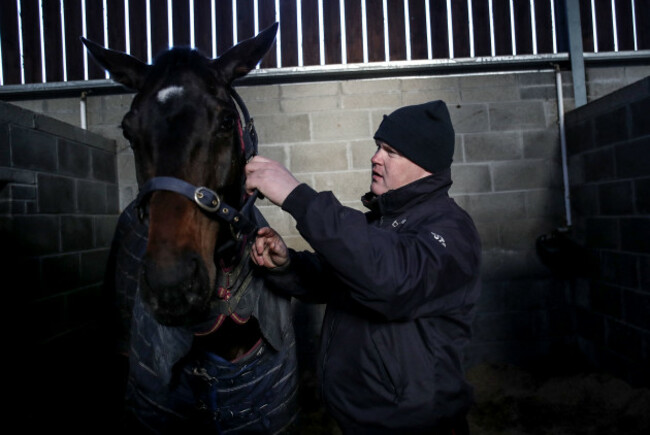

373,100,455,173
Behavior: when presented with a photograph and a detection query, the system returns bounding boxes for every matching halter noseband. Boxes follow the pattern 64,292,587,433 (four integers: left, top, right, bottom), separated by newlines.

135,87,260,239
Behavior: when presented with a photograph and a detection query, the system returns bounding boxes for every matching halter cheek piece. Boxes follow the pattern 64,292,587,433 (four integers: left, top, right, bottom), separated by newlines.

135,87,260,239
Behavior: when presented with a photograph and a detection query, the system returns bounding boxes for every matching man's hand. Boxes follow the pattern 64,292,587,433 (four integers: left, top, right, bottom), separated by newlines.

245,156,300,206
251,227,290,269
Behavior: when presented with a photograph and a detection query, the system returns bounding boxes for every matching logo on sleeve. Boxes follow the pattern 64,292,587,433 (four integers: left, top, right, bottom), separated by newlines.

430,232,447,247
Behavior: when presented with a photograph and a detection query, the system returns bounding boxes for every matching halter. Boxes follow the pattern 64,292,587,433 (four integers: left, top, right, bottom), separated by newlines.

135,87,260,239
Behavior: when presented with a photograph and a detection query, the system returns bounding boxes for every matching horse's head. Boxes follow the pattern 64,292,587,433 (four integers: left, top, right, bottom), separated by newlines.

83,23,277,326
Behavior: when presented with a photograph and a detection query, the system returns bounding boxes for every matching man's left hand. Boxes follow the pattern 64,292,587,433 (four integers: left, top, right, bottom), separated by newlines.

245,156,300,206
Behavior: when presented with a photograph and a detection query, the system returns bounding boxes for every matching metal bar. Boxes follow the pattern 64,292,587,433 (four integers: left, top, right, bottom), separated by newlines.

61,0,67,81
590,0,598,52
509,0,516,55
318,0,325,65
383,0,389,61
530,0,538,55
362,0,368,63
611,0,618,52
447,0,453,58
275,0,282,67
565,0,587,107
297,0,303,67
631,0,638,51
404,0,411,61
425,0,432,59
468,0,475,58
489,0,495,56
39,0,46,82
554,64,572,227
340,0,347,64
551,0,557,53
125,0,131,54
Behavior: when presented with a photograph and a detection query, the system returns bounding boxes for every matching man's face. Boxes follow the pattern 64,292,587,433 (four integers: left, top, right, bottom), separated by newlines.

370,141,432,196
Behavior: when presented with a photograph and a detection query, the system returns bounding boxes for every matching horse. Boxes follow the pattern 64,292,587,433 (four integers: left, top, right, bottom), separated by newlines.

82,23,299,433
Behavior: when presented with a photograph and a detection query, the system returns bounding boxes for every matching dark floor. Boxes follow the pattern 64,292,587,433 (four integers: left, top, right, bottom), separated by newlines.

292,363,650,435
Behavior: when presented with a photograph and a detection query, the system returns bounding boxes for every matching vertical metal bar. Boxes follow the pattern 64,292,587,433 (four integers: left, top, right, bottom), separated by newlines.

0,23,4,85
318,0,325,65
147,0,152,62
551,0,557,53
125,0,131,54
17,0,26,84
61,0,68,81
509,0,516,55
211,0,217,58
39,0,46,82
232,0,238,44
631,0,638,51
468,0,474,57
404,0,412,61
382,0,389,61
103,0,109,76
590,0,598,52
297,0,303,66
446,0,453,58
190,0,195,48
339,0,347,64
565,0,587,107
425,0,432,59
362,0,368,63
530,0,537,54
275,0,282,67
254,0,259,34
554,65,572,227
611,0,618,51
168,0,173,47
82,0,88,80
488,0,495,56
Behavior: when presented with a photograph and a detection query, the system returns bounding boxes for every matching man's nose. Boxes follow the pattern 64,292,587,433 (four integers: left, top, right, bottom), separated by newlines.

371,149,383,164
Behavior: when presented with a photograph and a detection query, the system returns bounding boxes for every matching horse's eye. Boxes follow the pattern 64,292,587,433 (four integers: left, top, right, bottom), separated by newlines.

219,114,235,132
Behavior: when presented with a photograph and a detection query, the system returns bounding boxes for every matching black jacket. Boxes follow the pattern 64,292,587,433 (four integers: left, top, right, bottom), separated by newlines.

266,169,482,432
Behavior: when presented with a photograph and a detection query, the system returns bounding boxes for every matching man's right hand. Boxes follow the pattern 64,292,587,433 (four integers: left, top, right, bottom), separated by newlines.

251,227,290,270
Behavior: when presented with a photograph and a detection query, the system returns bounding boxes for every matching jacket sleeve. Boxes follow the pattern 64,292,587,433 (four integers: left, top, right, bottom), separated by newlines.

280,183,481,321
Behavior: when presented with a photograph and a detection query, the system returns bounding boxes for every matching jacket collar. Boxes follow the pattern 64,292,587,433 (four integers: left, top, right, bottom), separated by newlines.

361,168,452,216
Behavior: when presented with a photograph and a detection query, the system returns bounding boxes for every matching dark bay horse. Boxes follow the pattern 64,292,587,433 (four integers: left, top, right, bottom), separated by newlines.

83,23,298,433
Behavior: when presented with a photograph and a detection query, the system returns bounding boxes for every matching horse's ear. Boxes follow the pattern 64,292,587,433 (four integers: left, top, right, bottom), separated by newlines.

80,36,149,90
213,22,278,83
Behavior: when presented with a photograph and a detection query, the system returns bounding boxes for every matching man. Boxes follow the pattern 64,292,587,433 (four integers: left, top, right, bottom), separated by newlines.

245,100,481,434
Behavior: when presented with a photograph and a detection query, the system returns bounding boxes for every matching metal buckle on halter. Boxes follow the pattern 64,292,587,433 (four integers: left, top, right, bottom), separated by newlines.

194,186,221,213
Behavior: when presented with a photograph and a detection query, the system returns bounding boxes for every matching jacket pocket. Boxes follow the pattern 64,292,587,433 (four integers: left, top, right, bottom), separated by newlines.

369,326,405,402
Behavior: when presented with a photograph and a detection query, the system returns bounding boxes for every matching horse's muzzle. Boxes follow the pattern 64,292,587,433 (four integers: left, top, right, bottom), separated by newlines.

140,252,212,326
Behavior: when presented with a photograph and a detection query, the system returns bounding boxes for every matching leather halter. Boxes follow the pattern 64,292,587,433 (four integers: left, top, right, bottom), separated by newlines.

135,87,260,239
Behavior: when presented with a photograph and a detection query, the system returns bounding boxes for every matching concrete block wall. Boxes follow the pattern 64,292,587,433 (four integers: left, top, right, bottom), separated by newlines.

9,64,650,374
0,99,119,346
565,76,650,387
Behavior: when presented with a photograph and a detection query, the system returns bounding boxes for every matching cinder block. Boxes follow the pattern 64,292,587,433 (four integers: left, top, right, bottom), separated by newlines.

0,123,9,166
584,217,620,250
91,148,117,183
80,249,111,285
38,174,76,213
0,100,36,128
77,180,107,214
462,191,527,222
237,84,281,101
448,104,489,133
257,145,287,165
449,164,491,194
584,148,616,182
525,188,565,219
462,85,519,103
630,96,650,138
523,129,559,160
624,289,650,330
289,142,348,173
350,139,376,170
58,139,91,179
480,247,548,280
11,126,58,173
94,215,119,247
341,79,398,95
41,253,81,295
489,101,547,131
400,76,459,91
492,160,554,191
499,218,555,250
117,152,137,184
464,132,521,162
402,89,460,106
61,216,94,251
281,95,339,113
620,217,650,254
311,110,371,141
616,137,650,179
282,82,339,98
518,71,555,86
313,170,369,202
257,204,300,236
474,220,499,249
341,93,402,110
599,181,634,215
636,178,650,214
10,215,60,255
255,114,310,144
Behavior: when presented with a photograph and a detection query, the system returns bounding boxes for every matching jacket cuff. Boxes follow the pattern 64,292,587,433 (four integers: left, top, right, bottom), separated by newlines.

282,183,318,221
